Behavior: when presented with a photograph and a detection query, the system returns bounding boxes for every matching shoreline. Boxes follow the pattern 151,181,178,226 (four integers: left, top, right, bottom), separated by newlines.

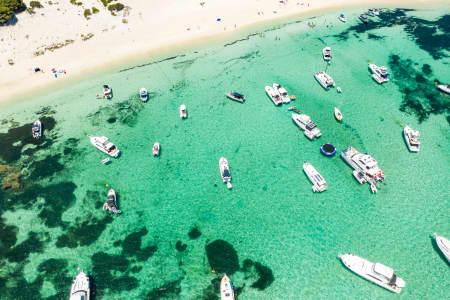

0,0,446,106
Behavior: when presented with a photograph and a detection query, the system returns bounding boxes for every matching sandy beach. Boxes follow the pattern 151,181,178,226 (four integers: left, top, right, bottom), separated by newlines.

0,0,442,102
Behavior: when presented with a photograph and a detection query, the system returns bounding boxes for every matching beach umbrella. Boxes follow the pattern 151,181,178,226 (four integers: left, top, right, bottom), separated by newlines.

216,18,221,22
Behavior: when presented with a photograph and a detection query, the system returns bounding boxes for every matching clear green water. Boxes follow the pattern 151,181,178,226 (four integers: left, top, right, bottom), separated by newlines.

0,6,449,300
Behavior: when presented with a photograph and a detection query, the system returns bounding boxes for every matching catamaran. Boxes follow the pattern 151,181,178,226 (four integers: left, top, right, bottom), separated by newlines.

369,63,389,84
339,253,406,294
265,85,282,106
403,126,420,152
70,269,91,300
303,162,328,192
322,47,332,61
103,188,121,214
220,274,235,300
219,157,232,189
89,136,120,158
292,113,321,140
139,88,148,102
433,233,450,262
314,72,335,90
273,83,290,103
32,119,42,138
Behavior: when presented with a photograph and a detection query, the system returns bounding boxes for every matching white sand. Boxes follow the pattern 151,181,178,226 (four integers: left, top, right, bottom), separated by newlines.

0,0,439,102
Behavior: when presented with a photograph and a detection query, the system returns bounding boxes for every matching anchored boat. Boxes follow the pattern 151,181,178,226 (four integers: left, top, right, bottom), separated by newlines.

292,113,321,140
303,162,328,192
180,104,187,119
32,119,42,139
403,126,420,152
70,269,91,300
219,157,232,189
334,107,343,121
369,63,389,84
314,71,335,90
322,46,332,61
273,83,290,103
152,142,160,156
89,136,120,158
103,188,121,214
437,84,450,94
433,233,450,262
103,84,112,99
338,13,347,22
220,274,235,300
225,92,245,103
265,85,282,106
139,88,148,102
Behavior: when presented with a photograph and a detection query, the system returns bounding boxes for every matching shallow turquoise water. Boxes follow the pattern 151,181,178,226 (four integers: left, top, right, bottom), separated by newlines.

0,5,449,300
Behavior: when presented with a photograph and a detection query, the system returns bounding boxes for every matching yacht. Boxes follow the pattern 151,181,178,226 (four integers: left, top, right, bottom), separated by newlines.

70,269,90,300
437,84,450,94
139,88,148,102
369,63,389,84
103,85,112,99
152,142,160,156
314,72,335,90
433,233,450,262
32,119,42,139
273,83,290,103
303,162,328,192
265,85,282,106
339,254,406,294
338,13,347,22
89,136,120,158
220,274,235,300
341,146,384,182
225,92,245,103
219,157,232,189
292,113,321,140
322,47,332,61
403,126,420,152
359,14,369,24
334,107,343,121
180,104,187,119
103,188,121,214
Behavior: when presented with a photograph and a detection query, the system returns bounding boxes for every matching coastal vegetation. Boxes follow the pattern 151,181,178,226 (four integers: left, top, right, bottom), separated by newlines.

83,7,90,18
29,1,42,8
0,0,26,24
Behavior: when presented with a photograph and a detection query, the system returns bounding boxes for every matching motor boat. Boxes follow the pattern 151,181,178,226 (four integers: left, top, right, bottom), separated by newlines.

89,136,120,158
320,144,336,156
314,72,335,90
341,146,384,182
337,87,342,93
359,14,369,24
437,84,450,94
369,63,389,84
338,13,347,22
292,113,321,140
225,92,245,103
370,183,378,193
303,162,328,192
219,157,232,189
265,86,282,106
220,274,235,300
433,233,450,262
139,88,148,102
403,126,420,152
152,142,160,156
334,107,343,121
368,8,380,16
103,188,121,214
339,254,406,294
273,83,290,103
32,119,42,139
322,47,332,61
103,85,112,99
101,158,111,165
180,104,187,119
70,269,90,300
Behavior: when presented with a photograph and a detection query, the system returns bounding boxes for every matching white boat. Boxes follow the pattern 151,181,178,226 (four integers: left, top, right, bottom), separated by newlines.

101,158,110,165
70,269,90,300
89,136,120,158
139,88,148,102
437,84,450,94
103,84,112,99
369,63,389,84
292,113,321,140
265,86,282,106
322,46,332,61
434,233,450,262
220,274,235,300
152,142,160,156
339,254,406,294
334,107,343,121
103,188,121,214
314,72,335,90
341,146,384,182
32,119,42,139
273,83,290,103
370,183,378,193
180,104,187,119
353,170,367,184
368,8,380,16
303,162,328,192
403,126,420,152
219,157,232,189
338,13,347,22
337,87,342,93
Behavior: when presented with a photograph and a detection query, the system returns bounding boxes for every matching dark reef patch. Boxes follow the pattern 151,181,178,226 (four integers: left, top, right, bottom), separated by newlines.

145,278,182,300
4,231,44,263
188,225,202,239
37,258,71,298
334,9,450,60
175,240,187,252
28,154,64,180
367,33,385,40
87,97,144,127
205,240,239,275
55,214,113,248
0,116,56,163
388,55,449,123
241,259,274,290
114,227,158,262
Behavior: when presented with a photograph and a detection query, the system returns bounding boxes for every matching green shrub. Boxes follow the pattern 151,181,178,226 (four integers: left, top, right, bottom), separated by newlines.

0,6,13,24
0,0,26,12
92,6,98,13
107,2,123,12
29,1,42,8
83,8,90,18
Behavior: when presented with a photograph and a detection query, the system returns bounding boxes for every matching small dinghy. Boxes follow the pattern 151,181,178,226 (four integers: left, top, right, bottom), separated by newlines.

370,182,378,193
322,46,332,61
334,107,343,121
152,142,160,156
139,88,148,102
225,92,245,103
219,157,232,189
32,119,42,139
101,158,111,165
103,188,121,214
180,104,187,119
338,13,347,22
220,274,235,300
288,106,302,113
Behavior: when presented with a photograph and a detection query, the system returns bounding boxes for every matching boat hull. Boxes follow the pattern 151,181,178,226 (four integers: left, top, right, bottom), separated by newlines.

434,233,450,262
403,127,420,152
225,93,245,103
220,275,235,300
303,162,327,192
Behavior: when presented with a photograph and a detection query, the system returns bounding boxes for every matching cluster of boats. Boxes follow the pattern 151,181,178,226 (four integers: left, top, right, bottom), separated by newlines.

265,83,293,106
359,8,380,24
